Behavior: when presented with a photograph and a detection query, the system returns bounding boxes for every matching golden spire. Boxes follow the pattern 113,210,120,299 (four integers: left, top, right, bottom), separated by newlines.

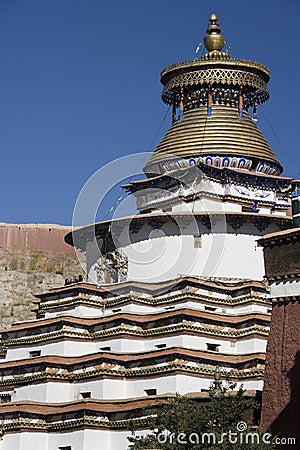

143,13,281,176
203,13,226,56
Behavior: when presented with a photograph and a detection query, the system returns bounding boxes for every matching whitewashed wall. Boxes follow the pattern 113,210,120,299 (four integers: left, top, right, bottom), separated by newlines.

269,278,300,297
9,372,263,403
0,427,148,450
120,233,265,283
2,328,267,362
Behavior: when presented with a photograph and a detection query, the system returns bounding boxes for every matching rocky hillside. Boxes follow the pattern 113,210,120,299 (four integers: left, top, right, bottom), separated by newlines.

0,224,86,328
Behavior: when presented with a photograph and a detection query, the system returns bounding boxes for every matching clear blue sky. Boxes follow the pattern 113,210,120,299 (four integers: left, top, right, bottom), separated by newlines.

0,0,298,225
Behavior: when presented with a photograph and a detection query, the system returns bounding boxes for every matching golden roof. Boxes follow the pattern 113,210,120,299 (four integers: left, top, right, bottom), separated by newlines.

143,14,282,175
144,105,282,172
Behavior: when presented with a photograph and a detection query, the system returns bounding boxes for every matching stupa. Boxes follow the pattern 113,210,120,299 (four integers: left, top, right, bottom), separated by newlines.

0,14,294,450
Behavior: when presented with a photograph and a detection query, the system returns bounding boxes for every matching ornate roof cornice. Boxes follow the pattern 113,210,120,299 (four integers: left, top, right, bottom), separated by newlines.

1,323,269,351
1,308,270,336
35,292,270,315
0,390,258,431
0,365,265,389
38,276,268,298
161,58,270,106
258,227,300,248
124,161,293,194
0,347,266,371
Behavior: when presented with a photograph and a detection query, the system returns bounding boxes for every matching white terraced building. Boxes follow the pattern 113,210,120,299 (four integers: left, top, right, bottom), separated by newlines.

0,13,295,450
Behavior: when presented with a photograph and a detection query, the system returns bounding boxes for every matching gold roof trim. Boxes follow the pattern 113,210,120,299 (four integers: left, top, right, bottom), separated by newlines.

161,58,270,80
161,59,270,105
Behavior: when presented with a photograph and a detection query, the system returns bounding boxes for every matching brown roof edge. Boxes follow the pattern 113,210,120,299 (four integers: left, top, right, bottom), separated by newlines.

0,348,266,370
258,227,300,247
36,276,268,298
1,308,270,334
0,390,259,415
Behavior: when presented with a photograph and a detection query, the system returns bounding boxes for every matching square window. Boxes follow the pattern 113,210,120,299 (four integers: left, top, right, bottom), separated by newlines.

29,350,41,358
144,389,157,396
80,392,91,399
206,343,219,352
242,205,255,213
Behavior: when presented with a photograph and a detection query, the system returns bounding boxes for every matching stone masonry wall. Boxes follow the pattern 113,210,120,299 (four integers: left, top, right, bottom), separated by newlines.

0,223,85,328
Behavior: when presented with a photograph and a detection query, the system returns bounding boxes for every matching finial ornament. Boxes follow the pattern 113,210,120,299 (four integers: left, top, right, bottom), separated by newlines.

203,13,225,54
144,14,280,176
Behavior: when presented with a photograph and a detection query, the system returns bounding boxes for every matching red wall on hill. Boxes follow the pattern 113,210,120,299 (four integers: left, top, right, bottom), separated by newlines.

0,223,75,255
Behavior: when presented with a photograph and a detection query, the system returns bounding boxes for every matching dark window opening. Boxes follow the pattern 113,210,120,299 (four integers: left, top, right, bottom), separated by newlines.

144,389,157,396
205,306,217,312
80,392,91,399
206,343,219,352
29,350,41,358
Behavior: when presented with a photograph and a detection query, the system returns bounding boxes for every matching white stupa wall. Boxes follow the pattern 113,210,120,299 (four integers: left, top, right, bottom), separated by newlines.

2,331,267,362
0,433,50,450
87,215,286,284
39,299,271,322
123,233,264,282
6,373,263,404
0,429,131,450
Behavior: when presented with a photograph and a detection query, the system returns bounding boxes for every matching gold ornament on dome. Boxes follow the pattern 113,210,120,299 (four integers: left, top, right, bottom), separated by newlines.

160,13,270,106
203,13,226,54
